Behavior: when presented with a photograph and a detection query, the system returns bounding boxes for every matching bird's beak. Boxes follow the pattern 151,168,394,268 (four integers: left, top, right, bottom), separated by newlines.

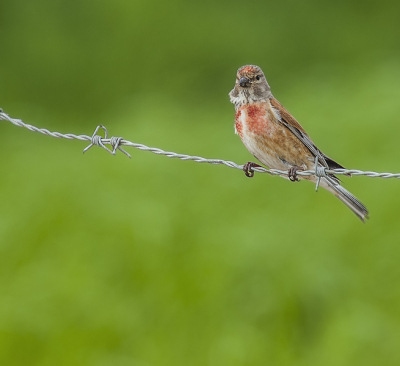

239,77,250,87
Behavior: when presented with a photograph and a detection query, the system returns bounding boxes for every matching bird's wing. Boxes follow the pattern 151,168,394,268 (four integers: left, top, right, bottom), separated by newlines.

270,97,344,170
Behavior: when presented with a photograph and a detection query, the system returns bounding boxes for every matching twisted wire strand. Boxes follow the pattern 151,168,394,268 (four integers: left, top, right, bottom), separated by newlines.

1,110,400,180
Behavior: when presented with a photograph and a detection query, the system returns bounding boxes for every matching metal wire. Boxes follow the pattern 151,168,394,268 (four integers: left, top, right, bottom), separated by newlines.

1,110,400,180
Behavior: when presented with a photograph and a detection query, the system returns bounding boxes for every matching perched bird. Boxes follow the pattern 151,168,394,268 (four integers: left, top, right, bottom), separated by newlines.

229,65,368,221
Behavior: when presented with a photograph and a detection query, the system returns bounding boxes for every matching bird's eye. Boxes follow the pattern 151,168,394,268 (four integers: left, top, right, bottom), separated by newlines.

256,75,261,81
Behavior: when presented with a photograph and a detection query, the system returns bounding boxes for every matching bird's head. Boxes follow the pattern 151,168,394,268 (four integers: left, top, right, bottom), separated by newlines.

229,65,271,107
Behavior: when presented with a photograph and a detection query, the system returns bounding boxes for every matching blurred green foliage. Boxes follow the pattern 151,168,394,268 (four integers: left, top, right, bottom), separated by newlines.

1,0,400,365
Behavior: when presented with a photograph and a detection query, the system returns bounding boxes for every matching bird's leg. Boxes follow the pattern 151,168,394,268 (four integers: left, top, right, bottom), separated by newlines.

243,162,262,178
288,166,304,182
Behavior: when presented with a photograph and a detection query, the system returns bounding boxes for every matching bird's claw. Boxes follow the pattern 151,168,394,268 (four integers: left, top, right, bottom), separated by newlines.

243,162,261,178
288,166,303,182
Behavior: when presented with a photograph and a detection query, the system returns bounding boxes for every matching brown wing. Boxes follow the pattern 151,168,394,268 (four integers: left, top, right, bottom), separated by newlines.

270,97,345,170
270,98,308,135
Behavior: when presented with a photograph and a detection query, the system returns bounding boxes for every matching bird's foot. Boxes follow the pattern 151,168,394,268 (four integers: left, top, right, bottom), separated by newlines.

288,166,304,182
243,162,261,178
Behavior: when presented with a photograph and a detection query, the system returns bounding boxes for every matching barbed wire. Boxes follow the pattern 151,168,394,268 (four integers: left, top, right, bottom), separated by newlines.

1,109,400,186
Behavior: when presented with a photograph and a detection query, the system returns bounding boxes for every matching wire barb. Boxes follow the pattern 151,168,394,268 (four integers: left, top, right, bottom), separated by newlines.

1,109,400,181
82,125,131,158
83,125,113,154
110,136,131,158
314,156,328,191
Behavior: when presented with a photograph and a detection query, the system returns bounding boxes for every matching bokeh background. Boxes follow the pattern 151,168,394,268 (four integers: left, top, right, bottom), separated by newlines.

1,0,400,365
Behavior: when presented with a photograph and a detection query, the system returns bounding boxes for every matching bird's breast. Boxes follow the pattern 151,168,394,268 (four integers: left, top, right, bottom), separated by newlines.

235,102,272,138
235,101,293,169
234,100,315,170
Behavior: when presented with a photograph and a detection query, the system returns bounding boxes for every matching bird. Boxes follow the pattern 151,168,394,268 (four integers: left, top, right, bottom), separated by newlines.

229,65,369,221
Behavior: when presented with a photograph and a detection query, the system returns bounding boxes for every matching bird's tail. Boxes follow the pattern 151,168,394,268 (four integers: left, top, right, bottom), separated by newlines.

321,176,369,222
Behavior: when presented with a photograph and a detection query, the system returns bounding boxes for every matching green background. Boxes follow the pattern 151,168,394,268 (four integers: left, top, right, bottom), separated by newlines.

1,0,400,365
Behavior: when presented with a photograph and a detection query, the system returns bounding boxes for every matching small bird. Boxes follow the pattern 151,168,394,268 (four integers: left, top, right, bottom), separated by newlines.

229,65,368,221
